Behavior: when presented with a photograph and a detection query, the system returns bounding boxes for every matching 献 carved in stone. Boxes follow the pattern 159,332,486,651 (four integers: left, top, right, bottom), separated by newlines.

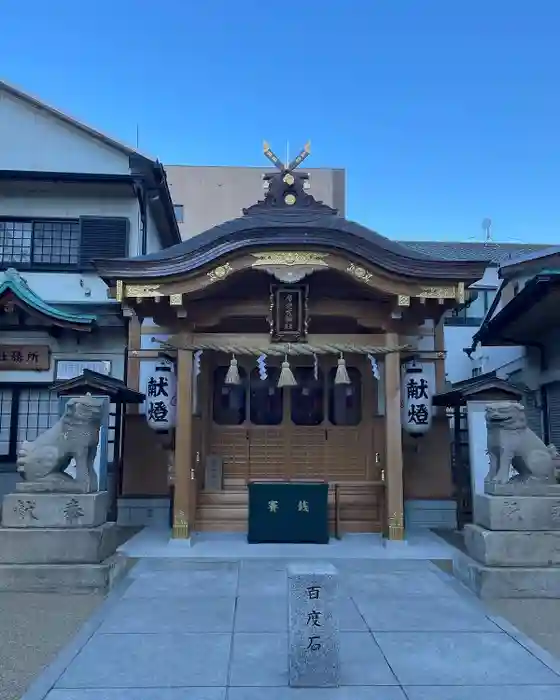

502,500,521,520
16,395,104,493
485,402,558,485
13,499,38,521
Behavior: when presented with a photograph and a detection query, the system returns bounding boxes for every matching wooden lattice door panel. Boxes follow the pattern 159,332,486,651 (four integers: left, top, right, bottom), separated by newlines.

209,427,249,482
248,427,286,480
324,427,367,481
288,427,327,480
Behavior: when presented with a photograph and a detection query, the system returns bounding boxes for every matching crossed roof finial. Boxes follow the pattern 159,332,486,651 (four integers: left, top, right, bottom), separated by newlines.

262,141,311,173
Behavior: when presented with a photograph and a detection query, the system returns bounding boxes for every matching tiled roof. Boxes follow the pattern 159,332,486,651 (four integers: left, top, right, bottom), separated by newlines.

397,241,550,264
499,245,560,271
0,268,95,327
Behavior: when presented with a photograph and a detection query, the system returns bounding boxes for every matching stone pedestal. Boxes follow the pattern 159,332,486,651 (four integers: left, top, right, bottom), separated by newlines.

454,482,560,598
2,491,109,528
474,492,560,531
0,490,125,592
288,562,340,688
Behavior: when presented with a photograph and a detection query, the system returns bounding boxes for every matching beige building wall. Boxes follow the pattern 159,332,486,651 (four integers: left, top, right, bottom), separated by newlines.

164,165,346,239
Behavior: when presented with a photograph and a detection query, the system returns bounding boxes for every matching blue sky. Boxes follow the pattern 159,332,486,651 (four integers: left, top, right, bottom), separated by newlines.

1,0,560,243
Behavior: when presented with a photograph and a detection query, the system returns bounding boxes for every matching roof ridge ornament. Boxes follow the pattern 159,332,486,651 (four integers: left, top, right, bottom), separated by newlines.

242,141,337,216
263,141,311,174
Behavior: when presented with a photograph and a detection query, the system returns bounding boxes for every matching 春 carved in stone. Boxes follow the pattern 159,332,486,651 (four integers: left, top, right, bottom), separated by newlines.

63,498,85,523
16,395,104,493
485,402,558,485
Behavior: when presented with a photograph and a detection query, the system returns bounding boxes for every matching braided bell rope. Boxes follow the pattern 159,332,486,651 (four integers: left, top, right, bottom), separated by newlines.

152,338,410,356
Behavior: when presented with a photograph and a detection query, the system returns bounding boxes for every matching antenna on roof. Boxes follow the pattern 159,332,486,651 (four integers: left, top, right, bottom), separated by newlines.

482,217,493,244
466,217,525,256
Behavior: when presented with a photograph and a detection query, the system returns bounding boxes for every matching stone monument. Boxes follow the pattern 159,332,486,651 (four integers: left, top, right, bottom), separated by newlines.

287,562,340,687
454,401,560,598
0,394,126,591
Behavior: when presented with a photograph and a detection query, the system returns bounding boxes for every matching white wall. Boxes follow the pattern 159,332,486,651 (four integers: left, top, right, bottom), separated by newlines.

471,267,500,290
443,265,527,384
444,324,525,384
444,325,479,384
145,205,162,254
9,271,113,306
0,89,130,174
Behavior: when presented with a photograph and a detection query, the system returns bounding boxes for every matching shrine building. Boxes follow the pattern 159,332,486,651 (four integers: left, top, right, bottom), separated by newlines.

94,144,487,541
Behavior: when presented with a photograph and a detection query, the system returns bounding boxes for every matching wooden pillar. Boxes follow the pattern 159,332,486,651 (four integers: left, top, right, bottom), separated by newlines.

384,333,405,540
434,318,445,393
172,347,195,539
125,310,142,414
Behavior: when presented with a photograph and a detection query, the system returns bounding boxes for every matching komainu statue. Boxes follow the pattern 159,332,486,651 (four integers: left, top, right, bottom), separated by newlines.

485,402,558,484
16,394,104,493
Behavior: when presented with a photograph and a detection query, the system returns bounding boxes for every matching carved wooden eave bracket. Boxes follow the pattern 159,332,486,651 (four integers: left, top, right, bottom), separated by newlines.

112,251,468,314
250,251,329,282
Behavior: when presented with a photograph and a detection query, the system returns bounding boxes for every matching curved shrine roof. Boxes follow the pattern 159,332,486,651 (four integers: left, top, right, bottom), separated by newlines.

94,170,488,283
0,268,96,329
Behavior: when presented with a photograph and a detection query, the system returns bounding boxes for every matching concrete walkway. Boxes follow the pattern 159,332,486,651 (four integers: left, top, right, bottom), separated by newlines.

24,557,560,699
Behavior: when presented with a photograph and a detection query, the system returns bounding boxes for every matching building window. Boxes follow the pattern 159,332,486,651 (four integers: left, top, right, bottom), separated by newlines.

173,204,184,223
446,289,497,326
0,217,129,269
0,220,80,266
17,388,60,443
0,386,60,466
0,388,13,456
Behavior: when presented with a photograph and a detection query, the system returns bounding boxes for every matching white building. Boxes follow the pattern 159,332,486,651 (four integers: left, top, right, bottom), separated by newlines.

0,80,180,502
396,241,548,386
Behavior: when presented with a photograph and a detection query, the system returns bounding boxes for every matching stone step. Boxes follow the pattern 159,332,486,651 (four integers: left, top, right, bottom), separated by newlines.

0,522,120,564
453,550,560,599
464,523,560,567
0,553,131,593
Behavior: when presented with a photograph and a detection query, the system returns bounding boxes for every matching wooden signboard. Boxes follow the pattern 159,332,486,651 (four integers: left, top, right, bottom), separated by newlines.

204,455,224,491
271,285,308,342
0,345,50,371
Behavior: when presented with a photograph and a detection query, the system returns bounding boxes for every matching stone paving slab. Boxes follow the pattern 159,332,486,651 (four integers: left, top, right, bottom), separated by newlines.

55,632,232,688
21,557,560,699
123,568,238,598
228,632,398,687
403,688,560,700
44,687,560,700
354,594,500,632
46,691,226,699
345,569,463,598
228,689,407,699
98,596,236,633
375,631,560,685
48,688,227,700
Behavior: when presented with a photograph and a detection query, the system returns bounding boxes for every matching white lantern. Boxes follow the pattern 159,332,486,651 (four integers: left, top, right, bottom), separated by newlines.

145,360,176,431
403,362,432,436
